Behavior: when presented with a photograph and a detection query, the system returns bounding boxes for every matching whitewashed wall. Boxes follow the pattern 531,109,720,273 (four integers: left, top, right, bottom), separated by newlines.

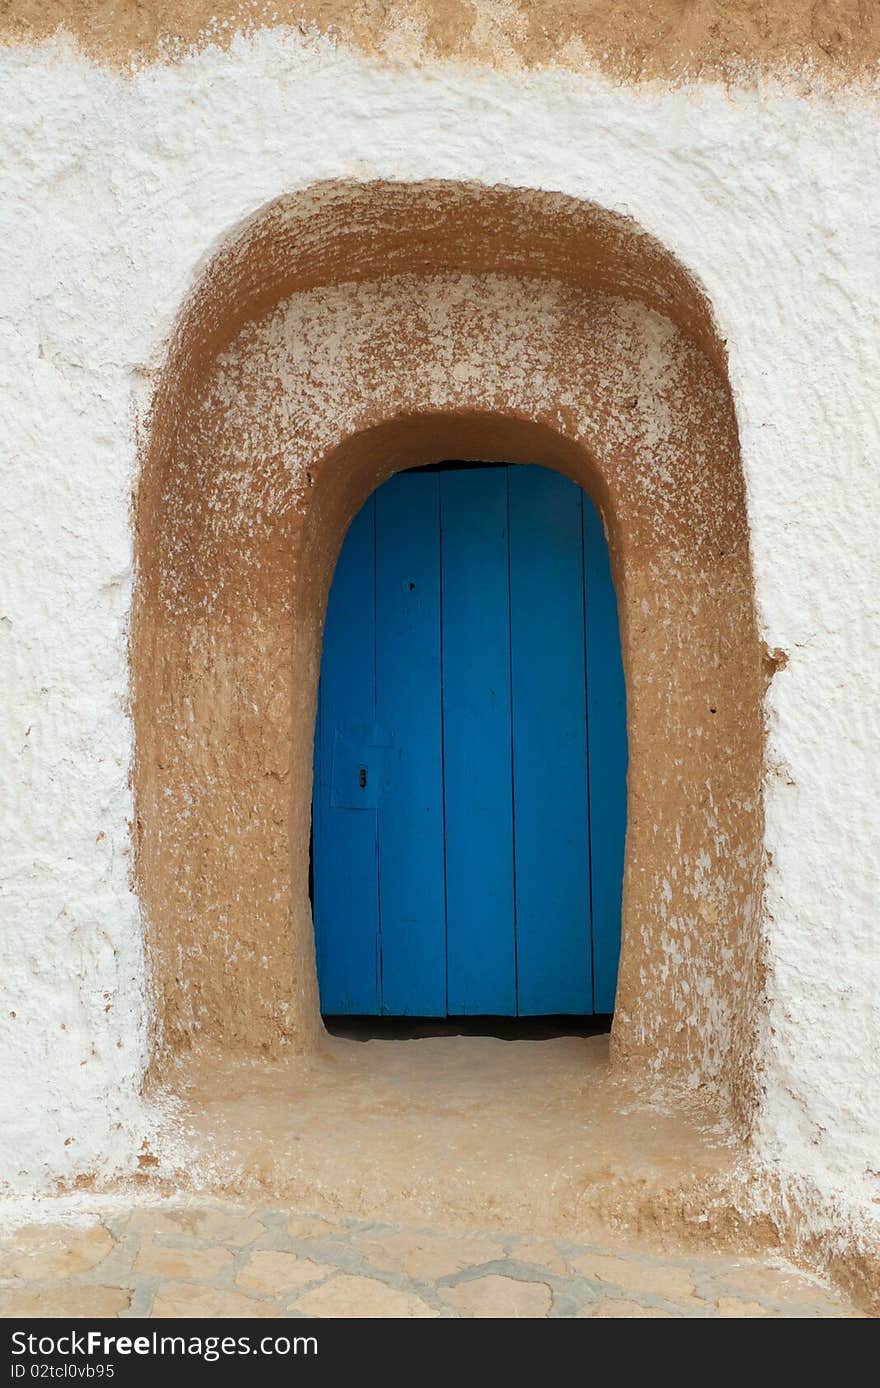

0,31,877,1243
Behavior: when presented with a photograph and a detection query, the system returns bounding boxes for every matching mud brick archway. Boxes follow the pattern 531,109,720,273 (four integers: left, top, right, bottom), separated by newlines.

133,182,765,1131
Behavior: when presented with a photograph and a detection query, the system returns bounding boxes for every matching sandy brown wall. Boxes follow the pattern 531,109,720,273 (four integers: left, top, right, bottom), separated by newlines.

2,0,878,84
133,182,765,1126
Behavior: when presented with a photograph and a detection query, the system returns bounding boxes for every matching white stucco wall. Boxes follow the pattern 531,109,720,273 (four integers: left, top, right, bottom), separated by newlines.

0,29,877,1239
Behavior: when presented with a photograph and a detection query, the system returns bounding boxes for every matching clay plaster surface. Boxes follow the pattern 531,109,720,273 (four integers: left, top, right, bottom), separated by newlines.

0,23,878,1285
1,1,879,86
146,1035,748,1239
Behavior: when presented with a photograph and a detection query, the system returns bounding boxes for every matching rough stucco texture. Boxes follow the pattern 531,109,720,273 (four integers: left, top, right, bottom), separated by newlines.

1,1,880,85
0,28,878,1245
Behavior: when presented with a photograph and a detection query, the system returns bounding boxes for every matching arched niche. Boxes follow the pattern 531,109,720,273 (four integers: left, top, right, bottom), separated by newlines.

133,181,765,1131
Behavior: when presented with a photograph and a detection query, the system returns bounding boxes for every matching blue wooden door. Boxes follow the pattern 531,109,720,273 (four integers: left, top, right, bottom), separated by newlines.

313,464,626,1016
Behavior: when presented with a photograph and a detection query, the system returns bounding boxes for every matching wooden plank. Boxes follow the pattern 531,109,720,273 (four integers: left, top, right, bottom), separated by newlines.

312,496,381,1014
375,472,446,1016
583,493,627,1013
441,468,516,1015
509,465,593,1015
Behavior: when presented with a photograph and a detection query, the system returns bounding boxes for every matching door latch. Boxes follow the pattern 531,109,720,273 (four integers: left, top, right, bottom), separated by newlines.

329,723,390,809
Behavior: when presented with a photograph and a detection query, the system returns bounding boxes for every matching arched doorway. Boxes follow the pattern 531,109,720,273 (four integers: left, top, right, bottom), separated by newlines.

313,462,627,1018
134,181,765,1130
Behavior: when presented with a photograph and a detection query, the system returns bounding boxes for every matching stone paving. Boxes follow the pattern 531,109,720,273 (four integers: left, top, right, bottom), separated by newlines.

0,1206,866,1318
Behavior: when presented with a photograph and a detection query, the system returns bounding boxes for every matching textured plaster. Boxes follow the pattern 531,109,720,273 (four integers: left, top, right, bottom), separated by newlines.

2,2,880,87
0,27,878,1272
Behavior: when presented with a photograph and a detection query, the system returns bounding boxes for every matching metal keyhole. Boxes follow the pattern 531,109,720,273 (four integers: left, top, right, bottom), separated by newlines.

359,766,367,789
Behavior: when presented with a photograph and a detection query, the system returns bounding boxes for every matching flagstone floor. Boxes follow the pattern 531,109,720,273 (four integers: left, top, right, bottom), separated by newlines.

0,1205,866,1318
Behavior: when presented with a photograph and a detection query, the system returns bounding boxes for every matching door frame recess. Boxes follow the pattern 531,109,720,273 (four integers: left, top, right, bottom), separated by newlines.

134,181,765,1135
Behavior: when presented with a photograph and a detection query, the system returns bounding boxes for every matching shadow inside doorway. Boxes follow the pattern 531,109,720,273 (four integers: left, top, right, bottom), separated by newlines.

323,1014,613,1041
